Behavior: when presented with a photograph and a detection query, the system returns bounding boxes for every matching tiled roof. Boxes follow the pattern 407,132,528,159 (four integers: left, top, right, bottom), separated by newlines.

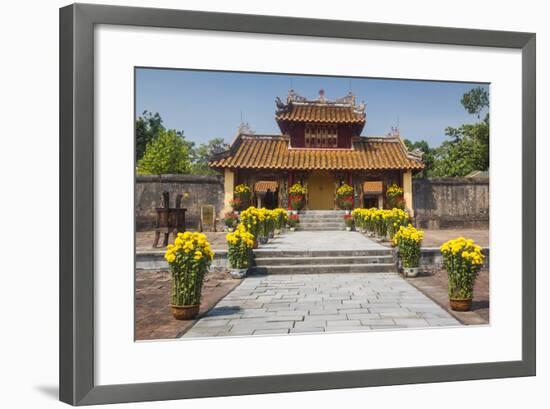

210,135,424,171
276,104,365,124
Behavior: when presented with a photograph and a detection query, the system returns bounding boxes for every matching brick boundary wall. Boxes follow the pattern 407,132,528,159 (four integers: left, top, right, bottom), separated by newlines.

136,174,224,231
413,178,489,229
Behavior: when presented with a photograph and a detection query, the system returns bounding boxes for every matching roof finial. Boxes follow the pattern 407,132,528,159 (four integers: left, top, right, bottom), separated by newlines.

318,89,326,102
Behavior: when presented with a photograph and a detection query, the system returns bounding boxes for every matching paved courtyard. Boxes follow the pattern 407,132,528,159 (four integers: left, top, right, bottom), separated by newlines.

183,273,460,338
257,230,387,252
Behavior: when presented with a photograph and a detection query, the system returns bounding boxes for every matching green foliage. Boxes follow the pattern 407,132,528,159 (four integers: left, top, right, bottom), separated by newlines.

443,251,482,299
432,121,489,177
170,259,208,306
135,111,164,161
403,139,436,178
191,138,230,175
460,86,489,118
405,87,489,178
136,111,230,175
137,129,192,174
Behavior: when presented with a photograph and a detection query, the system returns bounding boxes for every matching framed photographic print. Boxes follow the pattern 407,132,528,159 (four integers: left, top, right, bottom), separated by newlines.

59,3,536,406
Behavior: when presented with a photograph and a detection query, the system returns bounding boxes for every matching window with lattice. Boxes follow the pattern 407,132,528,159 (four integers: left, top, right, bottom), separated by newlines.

304,124,338,148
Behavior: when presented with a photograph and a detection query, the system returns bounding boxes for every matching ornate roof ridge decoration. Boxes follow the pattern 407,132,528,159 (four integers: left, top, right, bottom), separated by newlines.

241,133,286,140
275,89,367,115
386,127,424,163
237,121,255,135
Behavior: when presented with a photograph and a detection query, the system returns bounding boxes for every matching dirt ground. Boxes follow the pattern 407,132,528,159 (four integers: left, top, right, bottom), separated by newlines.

421,229,489,247
136,230,228,252
135,270,241,340
407,267,489,325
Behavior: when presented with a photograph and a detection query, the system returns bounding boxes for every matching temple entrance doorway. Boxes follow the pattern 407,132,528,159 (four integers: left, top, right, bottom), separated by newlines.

307,171,335,210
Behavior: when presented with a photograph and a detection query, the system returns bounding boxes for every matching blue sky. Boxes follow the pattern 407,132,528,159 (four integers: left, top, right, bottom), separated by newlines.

135,68,489,147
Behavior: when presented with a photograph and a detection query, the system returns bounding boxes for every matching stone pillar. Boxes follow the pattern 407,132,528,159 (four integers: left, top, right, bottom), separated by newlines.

222,168,235,215
403,170,414,217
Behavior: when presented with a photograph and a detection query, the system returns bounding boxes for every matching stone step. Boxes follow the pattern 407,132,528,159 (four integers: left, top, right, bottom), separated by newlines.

297,226,345,231
254,255,394,266
249,263,397,275
298,213,344,219
298,222,344,228
298,210,347,214
298,218,345,223
252,249,393,258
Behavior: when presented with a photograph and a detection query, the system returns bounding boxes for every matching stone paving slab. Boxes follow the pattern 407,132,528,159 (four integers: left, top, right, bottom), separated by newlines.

183,273,461,338
255,231,387,252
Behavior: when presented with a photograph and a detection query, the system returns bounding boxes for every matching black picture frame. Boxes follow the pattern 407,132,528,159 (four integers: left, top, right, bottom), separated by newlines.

59,3,536,406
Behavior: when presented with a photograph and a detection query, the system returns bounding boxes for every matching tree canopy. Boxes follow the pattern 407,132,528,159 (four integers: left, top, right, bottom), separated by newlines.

403,87,489,178
135,112,229,175
137,129,192,174
135,111,164,161
190,138,230,175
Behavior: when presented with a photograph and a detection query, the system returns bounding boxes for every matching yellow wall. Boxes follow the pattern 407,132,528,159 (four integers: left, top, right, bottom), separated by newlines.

402,170,414,216
222,168,235,215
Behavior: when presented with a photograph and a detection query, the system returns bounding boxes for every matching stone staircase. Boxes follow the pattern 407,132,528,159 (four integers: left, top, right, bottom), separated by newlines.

297,210,347,231
250,248,396,275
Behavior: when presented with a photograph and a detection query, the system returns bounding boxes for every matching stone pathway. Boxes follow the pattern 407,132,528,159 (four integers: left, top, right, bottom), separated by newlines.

183,273,460,338
257,230,387,252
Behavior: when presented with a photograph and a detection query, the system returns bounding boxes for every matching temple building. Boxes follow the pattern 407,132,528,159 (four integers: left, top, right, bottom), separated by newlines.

209,89,424,215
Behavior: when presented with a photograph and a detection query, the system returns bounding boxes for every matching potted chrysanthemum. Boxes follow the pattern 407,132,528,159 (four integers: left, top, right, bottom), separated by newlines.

288,214,300,231
226,223,255,279
343,214,354,231
273,208,288,235
240,206,260,248
386,183,404,209
164,232,214,320
386,208,410,242
393,224,423,277
336,183,354,212
256,207,270,244
233,184,251,211
289,182,307,212
440,237,484,311
224,212,239,232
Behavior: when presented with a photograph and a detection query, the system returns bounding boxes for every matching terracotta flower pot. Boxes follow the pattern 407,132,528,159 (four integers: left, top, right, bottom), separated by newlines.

171,304,200,320
449,298,473,311
253,239,259,249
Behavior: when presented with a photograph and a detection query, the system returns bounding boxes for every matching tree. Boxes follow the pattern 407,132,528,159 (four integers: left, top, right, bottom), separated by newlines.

190,138,230,175
137,129,192,174
403,139,435,178
135,111,164,161
460,87,489,118
429,87,489,177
